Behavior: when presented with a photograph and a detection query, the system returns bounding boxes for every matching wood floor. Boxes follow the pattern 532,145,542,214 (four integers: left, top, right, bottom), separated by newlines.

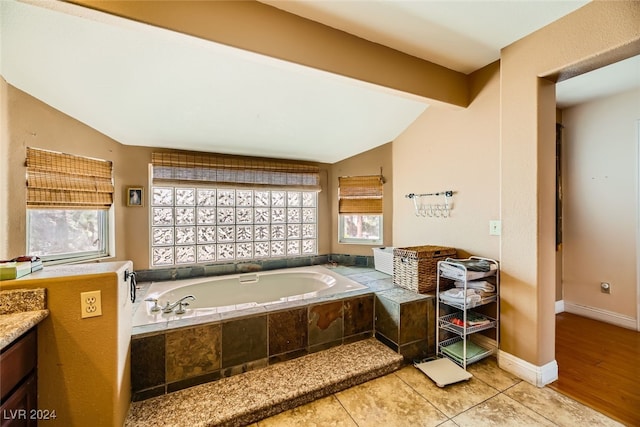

548,312,640,426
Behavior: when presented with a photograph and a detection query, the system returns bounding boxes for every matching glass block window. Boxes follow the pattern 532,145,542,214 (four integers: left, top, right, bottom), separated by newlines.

150,187,317,267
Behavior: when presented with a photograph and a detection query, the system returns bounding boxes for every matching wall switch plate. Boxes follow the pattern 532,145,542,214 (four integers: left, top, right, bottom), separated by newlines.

81,290,102,318
489,220,502,236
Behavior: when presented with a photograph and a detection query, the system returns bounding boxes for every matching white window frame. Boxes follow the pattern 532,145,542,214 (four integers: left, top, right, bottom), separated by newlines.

338,214,383,245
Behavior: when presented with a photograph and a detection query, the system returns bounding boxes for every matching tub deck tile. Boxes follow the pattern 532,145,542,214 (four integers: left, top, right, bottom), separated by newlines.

125,338,403,427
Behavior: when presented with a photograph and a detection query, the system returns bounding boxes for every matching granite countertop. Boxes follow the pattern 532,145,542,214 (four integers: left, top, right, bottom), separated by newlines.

0,310,49,350
0,288,49,350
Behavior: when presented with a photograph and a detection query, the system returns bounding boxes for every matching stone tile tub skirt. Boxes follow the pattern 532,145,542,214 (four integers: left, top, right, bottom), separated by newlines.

125,338,403,427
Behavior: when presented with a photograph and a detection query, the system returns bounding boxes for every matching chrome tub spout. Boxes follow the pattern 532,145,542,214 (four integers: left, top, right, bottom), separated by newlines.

162,295,196,314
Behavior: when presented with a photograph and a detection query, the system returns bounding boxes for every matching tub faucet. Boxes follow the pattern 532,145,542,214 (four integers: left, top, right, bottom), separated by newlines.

162,295,196,314
144,297,162,312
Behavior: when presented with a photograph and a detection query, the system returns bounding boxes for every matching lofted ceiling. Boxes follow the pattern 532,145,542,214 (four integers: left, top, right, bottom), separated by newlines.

2,0,635,164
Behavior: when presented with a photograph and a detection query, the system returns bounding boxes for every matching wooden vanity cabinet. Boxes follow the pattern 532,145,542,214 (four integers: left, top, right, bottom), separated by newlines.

0,328,38,427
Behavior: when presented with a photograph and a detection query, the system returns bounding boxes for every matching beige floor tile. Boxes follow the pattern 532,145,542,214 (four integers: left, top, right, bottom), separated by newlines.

504,381,624,427
336,373,448,427
395,365,499,418
452,393,556,426
466,357,522,391
257,395,357,427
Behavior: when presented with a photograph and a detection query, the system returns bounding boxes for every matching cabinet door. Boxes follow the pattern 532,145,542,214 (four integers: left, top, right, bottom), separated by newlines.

0,330,37,401
0,373,37,427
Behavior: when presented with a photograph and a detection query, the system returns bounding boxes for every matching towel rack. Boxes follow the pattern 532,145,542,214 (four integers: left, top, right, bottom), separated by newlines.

405,191,454,218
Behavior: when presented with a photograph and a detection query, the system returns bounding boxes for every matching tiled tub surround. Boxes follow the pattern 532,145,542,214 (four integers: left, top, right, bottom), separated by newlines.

126,339,404,427
132,293,376,401
131,265,434,401
374,287,435,361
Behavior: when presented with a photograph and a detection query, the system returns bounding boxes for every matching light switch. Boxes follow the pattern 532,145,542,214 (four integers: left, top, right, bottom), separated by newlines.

489,220,502,236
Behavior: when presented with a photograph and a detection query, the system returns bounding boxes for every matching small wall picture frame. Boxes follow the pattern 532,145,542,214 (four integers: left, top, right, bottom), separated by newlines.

127,187,144,207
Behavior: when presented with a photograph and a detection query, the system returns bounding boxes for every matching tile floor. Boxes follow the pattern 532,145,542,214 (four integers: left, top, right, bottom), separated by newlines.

253,357,622,427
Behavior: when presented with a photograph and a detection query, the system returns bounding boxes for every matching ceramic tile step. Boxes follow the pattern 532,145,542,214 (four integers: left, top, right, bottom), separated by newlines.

125,338,404,427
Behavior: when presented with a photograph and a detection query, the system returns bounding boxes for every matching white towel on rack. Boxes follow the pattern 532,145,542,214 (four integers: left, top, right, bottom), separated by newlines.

439,263,497,281
454,280,495,292
439,291,482,305
443,288,479,298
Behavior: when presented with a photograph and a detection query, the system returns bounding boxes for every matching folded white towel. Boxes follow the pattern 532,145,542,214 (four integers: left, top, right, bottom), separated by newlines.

439,292,482,305
444,288,479,298
439,263,465,280
439,263,497,281
454,280,495,292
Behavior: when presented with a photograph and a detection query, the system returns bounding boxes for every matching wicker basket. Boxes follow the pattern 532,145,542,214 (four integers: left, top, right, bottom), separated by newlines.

393,245,457,293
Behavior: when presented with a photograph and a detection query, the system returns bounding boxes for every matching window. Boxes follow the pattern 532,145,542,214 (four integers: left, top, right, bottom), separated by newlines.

339,214,382,244
27,209,109,260
338,175,384,245
150,152,320,267
25,147,113,263
150,187,318,266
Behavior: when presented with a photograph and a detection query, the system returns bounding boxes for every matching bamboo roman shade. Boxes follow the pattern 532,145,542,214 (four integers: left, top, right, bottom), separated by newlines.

152,152,321,190
338,175,384,214
26,147,114,209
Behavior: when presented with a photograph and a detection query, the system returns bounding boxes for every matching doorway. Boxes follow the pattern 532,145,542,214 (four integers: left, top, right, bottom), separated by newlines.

551,58,640,425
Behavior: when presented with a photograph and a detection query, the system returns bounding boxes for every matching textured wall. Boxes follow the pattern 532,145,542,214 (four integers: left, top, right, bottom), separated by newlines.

500,1,640,367
562,88,640,322
393,61,501,260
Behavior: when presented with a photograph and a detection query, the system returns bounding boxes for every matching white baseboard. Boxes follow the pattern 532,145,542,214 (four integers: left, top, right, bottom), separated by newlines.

498,351,558,387
555,300,565,314
564,302,637,330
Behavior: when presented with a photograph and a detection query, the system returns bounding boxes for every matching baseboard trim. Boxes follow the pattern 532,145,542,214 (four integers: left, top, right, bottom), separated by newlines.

498,351,558,387
555,300,565,314
564,302,637,330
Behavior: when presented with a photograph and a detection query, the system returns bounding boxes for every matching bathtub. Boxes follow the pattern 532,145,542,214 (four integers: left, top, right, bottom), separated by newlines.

133,265,368,327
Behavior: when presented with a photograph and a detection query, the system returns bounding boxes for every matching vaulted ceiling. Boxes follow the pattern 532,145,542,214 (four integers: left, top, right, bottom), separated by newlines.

3,0,636,163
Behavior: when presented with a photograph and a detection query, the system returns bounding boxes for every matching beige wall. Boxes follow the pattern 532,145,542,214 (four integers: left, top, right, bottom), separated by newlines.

500,1,640,368
0,261,133,427
393,61,501,260
330,142,393,256
562,88,639,322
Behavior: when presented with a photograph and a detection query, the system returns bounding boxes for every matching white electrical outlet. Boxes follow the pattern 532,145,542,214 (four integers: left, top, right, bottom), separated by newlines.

81,290,102,318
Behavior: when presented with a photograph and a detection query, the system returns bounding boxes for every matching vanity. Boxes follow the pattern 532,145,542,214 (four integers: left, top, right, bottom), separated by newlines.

0,289,49,426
